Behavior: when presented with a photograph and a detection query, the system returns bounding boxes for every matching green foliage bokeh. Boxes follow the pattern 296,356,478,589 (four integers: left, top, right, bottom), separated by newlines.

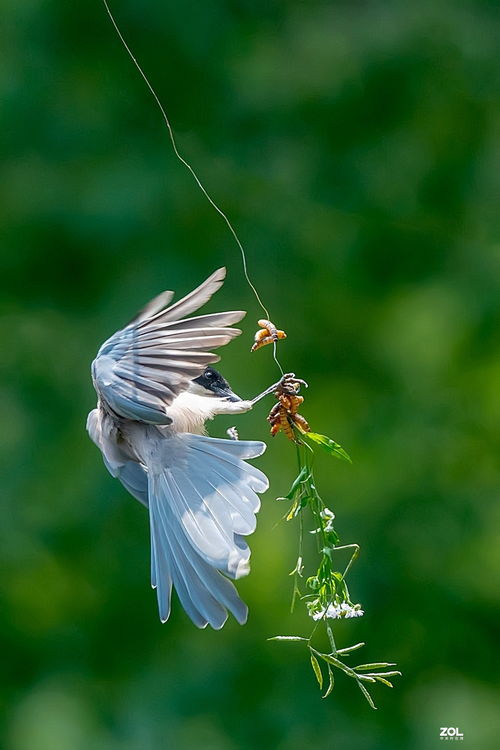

1,1,499,748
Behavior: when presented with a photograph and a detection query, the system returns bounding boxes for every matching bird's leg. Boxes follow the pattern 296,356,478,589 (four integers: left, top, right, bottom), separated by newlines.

213,398,254,415
251,373,297,405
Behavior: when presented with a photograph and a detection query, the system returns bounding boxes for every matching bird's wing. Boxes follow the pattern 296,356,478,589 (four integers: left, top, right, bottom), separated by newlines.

91,267,245,424
146,432,268,628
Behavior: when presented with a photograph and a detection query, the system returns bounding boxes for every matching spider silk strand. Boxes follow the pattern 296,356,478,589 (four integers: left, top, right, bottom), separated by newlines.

101,0,284,375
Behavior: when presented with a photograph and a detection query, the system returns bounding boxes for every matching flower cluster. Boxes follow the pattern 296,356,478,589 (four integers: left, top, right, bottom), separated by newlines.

310,602,364,621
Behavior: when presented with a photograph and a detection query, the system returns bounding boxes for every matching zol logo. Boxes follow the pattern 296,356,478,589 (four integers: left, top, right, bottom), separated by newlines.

440,727,464,740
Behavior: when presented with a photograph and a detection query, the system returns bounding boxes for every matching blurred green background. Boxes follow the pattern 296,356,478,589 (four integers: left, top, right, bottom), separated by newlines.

2,0,500,748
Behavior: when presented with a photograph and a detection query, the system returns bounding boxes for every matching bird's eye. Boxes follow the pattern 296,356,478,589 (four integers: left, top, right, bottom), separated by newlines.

205,370,213,379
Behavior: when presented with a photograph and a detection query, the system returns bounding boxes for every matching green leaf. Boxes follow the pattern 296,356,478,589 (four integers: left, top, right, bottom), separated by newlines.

357,680,377,710
279,466,309,502
354,663,397,671
306,433,352,463
326,625,336,654
331,572,349,599
322,664,335,698
326,528,340,546
315,652,353,676
267,635,309,642
336,642,365,655
372,676,394,688
286,498,300,521
310,653,323,690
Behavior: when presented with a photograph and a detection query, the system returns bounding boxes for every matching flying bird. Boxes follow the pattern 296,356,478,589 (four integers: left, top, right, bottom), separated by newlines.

87,268,268,629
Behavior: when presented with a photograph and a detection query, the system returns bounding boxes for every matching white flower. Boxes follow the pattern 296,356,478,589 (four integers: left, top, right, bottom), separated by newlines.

310,602,364,620
338,602,364,618
320,507,335,521
311,608,328,621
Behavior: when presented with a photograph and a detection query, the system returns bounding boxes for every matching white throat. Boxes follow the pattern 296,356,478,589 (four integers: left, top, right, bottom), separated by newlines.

166,391,220,435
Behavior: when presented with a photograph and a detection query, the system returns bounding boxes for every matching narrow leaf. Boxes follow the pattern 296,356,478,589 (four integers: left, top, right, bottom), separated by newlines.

306,433,352,464
357,681,377,710
357,674,377,683
372,677,394,688
268,636,308,642
322,664,335,699
337,642,365,655
326,625,336,654
286,499,300,521
317,653,354,677
354,663,397,671
310,653,323,690
281,466,309,501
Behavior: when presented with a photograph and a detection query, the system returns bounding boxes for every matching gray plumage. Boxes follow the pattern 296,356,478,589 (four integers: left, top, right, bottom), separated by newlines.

87,268,268,629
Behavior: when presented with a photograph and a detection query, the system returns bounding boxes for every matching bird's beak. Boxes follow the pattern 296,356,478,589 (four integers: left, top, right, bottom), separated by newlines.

217,386,242,402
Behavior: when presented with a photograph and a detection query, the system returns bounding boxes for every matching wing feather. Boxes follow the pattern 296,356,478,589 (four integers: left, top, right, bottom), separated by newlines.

139,267,227,327
91,267,245,423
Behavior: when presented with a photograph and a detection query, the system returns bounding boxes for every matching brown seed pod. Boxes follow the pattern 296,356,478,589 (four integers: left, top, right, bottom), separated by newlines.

266,373,310,442
292,413,310,433
251,319,287,352
270,421,281,436
267,403,281,423
257,319,278,339
280,408,295,441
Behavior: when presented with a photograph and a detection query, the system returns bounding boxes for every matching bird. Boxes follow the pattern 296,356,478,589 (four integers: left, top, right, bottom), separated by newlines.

87,267,269,629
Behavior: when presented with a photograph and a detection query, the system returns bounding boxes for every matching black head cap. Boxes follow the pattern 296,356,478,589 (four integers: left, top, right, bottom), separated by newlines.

192,367,241,401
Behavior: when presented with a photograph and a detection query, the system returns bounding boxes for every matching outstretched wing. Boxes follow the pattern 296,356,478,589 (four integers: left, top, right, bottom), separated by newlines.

91,267,245,424
147,432,268,629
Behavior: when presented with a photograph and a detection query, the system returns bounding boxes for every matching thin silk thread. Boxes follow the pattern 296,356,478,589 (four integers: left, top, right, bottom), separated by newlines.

101,0,284,375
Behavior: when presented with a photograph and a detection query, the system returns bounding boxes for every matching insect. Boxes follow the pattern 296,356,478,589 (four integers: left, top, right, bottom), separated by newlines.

251,319,287,352
267,373,310,442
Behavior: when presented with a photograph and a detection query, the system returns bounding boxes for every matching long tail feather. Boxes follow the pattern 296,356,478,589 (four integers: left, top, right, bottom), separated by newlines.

146,432,267,628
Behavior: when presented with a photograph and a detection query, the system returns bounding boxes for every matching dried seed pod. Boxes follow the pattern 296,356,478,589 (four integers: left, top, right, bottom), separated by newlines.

251,334,275,352
267,402,281,420
251,319,287,352
265,372,311,442
270,421,281,436
280,408,295,441
288,394,304,411
257,319,278,339
253,329,269,344
292,413,310,433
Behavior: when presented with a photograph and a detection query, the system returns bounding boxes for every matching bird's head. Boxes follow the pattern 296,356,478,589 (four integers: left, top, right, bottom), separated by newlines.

191,366,242,402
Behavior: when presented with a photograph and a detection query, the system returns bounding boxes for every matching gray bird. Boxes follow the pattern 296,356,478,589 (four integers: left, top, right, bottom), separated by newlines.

87,268,268,629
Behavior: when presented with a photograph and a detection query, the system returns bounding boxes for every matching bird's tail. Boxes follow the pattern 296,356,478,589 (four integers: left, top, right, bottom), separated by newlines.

146,432,268,629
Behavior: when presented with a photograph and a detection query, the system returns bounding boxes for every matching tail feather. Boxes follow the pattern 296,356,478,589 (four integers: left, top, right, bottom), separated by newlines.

145,432,267,628
165,471,237,572
150,472,248,628
149,475,173,622
168,533,227,629
185,433,267,459
166,506,246,628
202,475,258,536
153,491,215,628
183,436,268,492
